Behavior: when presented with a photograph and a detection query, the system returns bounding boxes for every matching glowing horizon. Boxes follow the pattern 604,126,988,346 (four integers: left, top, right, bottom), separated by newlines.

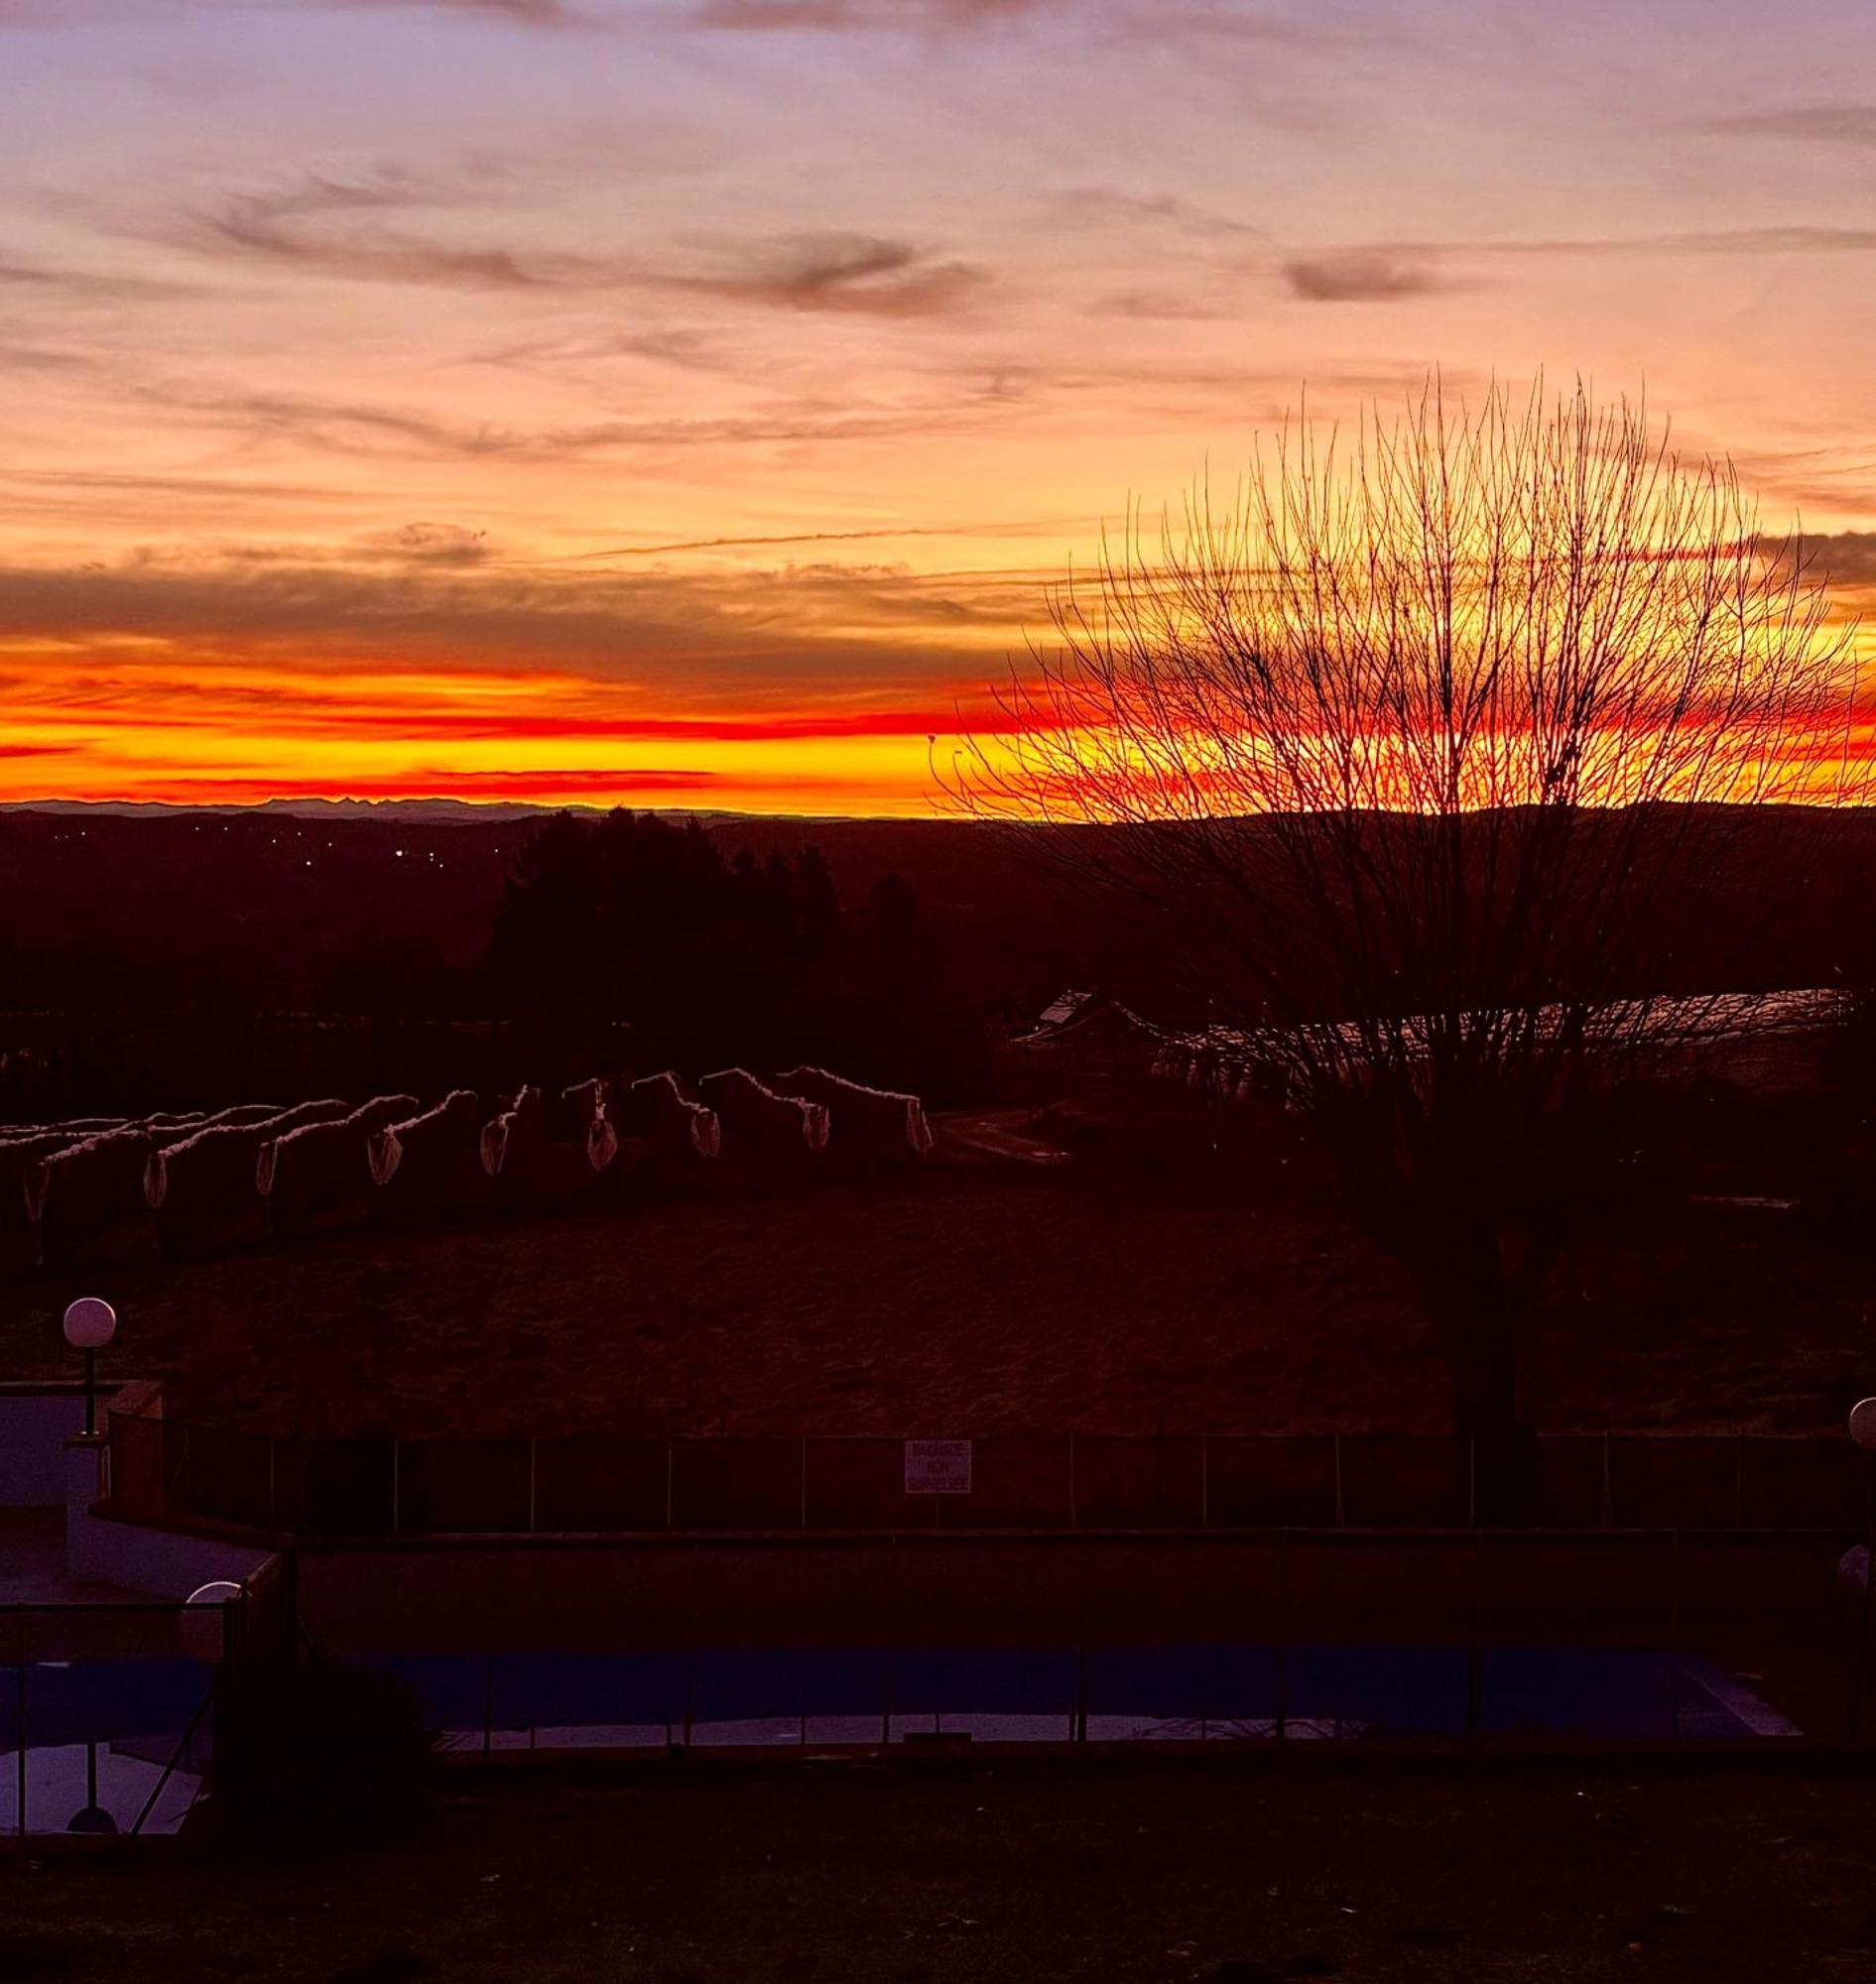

4,0,1876,815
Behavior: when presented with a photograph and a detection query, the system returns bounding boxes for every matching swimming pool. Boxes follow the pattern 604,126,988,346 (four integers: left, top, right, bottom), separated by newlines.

357,1642,1799,1750
0,1639,1799,1832
2,1656,211,1835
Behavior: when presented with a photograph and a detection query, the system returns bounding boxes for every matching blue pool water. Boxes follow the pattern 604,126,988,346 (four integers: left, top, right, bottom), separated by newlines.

2,1657,212,1835
357,1643,1797,1747
6,1658,208,1751
0,1642,1797,1833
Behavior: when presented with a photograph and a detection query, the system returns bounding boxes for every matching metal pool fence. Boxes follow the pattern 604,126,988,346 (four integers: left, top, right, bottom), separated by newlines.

1,1591,246,1839
108,1419,1876,1539
317,1529,1869,1750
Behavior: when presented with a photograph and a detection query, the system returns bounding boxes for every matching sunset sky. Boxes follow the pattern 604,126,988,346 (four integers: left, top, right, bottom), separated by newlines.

3,0,1875,813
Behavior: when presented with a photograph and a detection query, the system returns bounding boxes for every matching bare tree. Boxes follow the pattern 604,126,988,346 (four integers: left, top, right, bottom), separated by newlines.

946,380,1865,1511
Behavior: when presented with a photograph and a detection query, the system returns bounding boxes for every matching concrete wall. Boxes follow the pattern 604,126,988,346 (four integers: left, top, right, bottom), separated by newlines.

61,1437,277,1598
64,1486,277,1601
0,1386,112,1507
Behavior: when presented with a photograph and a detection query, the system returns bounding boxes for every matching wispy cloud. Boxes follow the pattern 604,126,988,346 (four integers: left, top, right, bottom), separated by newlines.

1092,290,1241,320
660,233,987,316
100,767,731,802
572,519,1069,558
1049,186,1264,244
1277,223,1876,304
0,0,580,24
0,547,1045,692
127,372,995,462
0,253,198,301
366,0,575,18
184,174,632,291
1282,248,1452,303
1526,224,1876,258
1704,102,1876,149
694,0,1059,29
1783,530,1876,589
355,523,495,567
173,179,989,316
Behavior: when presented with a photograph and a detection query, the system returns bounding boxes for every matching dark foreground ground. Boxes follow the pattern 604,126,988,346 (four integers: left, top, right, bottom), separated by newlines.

7,1766,1876,1981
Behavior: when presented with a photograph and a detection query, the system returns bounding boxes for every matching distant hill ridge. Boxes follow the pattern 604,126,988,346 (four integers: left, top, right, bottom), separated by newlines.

0,798,882,826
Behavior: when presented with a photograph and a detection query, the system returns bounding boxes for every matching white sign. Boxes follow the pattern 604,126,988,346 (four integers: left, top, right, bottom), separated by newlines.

905,1438,972,1495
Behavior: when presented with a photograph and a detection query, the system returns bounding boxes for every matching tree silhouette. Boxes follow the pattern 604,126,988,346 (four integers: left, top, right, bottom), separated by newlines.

487,810,977,1086
947,380,1866,1512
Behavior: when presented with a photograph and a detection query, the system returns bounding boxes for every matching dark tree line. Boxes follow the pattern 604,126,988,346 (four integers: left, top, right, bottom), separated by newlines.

486,808,985,1098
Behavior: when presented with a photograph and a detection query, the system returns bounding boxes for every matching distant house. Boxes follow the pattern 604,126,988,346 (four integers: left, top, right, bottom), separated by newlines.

1006,990,1161,1084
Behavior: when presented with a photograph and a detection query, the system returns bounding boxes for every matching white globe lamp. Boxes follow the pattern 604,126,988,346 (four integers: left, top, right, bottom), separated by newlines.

62,1297,116,1436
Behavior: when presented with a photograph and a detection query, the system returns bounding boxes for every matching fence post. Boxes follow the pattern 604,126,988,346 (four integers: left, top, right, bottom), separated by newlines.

1600,1432,1613,1528
882,1534,896,1748
528,1439,538,1536
1855,1450,1875,1744
1466,1437,1477,1528
1668,1528,1683,1744
1276,1527,1291,1744
665,1440,675,1531
799,1437,808,1531
1068,1432,1078,1531
170,1424,191,1515
1332,1435,1345,1528
1200,1436,1209,1530
14,1614,25,1841
210,1591,244,1807
391,1437,402,1538
1464,1529,1484,1746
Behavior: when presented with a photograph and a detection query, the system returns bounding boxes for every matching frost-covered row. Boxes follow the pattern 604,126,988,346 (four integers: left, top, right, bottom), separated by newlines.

770,1066,933,1161
0,1055,934,1269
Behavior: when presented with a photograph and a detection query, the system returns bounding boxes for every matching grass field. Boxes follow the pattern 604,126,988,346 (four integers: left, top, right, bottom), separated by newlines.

7,1764,1876,1981
0,1105,1869,1441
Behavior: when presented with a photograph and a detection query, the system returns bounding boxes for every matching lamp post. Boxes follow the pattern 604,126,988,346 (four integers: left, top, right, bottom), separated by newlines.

1848,1399,1876,1740
62,1297,116,1438
66,1741,117,1835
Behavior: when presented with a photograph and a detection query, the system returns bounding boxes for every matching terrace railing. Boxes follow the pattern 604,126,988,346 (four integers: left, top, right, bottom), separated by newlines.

1,1586,264,1839
105,1417,1876,1540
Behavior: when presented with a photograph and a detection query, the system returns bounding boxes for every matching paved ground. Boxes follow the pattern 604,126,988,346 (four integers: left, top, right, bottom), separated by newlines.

0,1510,141,1607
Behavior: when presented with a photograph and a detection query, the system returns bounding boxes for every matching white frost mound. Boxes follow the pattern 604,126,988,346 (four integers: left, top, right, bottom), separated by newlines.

146,1099,350,1211
368,1089,482,1189
25,1126,162,1230
699,1067,829,1157
479,1084,542,1178
618,1070,721,1161
770,1065,932,1159
481,1082,618,1188
256,1093,418,1203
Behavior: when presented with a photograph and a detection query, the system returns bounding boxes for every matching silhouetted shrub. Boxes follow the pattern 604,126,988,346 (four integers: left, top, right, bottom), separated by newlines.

219,1655,436,1843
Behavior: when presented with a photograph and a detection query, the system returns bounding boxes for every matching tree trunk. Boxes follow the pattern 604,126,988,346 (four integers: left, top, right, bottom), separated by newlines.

1420,1232,1537,1525
1452,1323,1536,1525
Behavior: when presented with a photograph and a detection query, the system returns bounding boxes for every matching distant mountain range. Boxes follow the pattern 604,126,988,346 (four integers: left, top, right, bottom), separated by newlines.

0,797,884,826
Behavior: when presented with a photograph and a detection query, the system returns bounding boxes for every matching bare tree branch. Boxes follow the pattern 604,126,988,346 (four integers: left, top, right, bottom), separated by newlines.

942,376,1867,1511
